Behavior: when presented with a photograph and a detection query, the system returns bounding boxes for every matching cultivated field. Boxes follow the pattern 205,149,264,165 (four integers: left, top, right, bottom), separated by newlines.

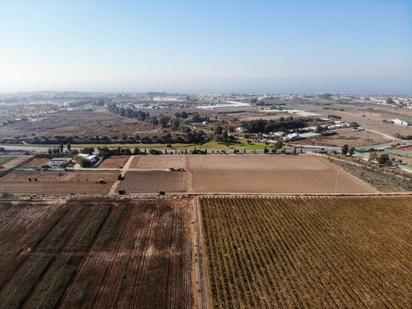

199,195,412,308
99,155,130,168
188,155,376,193
0,155,377,195
129,155,187,169
0,170,118,195
21,158,50,168
0,198,192,308
118,171,187,193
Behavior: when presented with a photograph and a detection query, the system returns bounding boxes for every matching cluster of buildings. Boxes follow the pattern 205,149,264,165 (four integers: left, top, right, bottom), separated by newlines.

258,119,354,143
38,154,99,170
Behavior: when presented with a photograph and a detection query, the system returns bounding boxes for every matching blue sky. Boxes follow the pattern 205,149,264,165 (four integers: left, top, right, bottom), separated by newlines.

0,0,411,94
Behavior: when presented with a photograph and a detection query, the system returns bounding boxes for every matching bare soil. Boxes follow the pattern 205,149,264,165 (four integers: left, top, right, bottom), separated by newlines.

130,155,188,170
188,155,376,193
0,110,158,139
99,155,130,169
21,158,50,168
0,170,118,195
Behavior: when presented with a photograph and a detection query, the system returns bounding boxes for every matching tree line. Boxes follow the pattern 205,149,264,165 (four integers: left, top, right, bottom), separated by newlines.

242,117,310,134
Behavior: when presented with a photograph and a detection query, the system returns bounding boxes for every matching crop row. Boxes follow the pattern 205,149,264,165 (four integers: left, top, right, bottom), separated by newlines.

0,199,192,309
118,171,187,193
200,196,412,308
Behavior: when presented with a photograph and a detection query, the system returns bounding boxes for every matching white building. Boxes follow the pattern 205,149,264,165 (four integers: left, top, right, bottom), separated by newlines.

78,154,99,164
391,119,410,126
49,158,72,168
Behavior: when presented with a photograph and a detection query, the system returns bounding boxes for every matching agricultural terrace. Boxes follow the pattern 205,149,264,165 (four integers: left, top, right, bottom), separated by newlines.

0,198,192,308
0,170,118,195
200,196,412,308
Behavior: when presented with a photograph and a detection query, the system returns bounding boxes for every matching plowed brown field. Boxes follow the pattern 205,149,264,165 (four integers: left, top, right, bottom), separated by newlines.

99,156,130,168
117,171,187,193
20,158,50,168
129,155,187,169
0,199,192,309
200,195,412,308
189,155,376,193
0,170,118,195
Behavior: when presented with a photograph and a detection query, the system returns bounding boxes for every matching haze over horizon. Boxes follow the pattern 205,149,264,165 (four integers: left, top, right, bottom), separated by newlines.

1,0,411,95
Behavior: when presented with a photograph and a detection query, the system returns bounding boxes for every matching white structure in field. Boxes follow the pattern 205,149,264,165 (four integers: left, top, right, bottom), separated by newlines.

77,154,99,165
49,158,72,168
391,118,410,126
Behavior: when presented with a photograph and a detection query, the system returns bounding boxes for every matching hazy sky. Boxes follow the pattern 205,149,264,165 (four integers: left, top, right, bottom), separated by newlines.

1,0,411,94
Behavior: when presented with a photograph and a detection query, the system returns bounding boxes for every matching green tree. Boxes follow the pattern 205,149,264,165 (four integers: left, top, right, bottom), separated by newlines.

171,118,181,131
192,112,201,122
80,147,95,155
159,116,170,128
214,125,223,136
80,159,93,168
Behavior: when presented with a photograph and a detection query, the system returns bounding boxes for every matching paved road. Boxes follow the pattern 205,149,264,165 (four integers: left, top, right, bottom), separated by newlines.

0,144,50,153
